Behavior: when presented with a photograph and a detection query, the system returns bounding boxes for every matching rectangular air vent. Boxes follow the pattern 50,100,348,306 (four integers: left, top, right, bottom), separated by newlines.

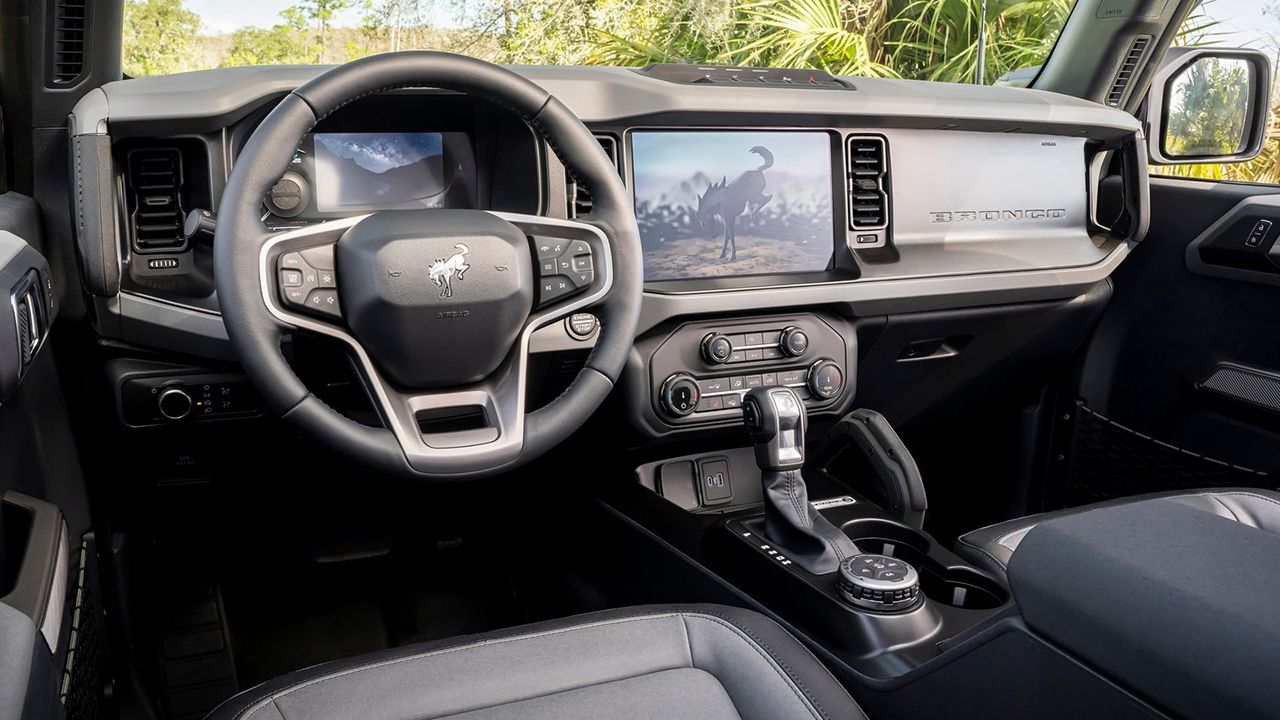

568,135,619,218
846,136,889,230
126,148,188,253
49,0,88,85
1106,36,1151,107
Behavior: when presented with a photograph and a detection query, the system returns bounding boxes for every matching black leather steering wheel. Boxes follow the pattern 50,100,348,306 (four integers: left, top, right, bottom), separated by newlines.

214,52,643,479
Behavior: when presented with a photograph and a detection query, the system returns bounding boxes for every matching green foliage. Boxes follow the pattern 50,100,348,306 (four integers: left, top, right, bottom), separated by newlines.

122,0,202,76
729,0,897,77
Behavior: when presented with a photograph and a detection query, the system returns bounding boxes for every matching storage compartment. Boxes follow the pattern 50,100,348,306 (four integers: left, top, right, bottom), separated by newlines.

842,518,1008,609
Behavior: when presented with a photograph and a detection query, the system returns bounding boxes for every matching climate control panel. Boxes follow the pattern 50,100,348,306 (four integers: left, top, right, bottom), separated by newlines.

647,314,854,427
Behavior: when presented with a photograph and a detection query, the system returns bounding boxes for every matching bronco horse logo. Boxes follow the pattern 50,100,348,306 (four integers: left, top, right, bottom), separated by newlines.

428,243,470,298
696,146,774,262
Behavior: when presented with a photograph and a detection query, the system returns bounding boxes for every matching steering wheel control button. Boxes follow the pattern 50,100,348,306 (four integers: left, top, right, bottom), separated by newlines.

697,457,733,504
702,333,734,364
566,313,598,340
533,235,594,308
839,554,922,612
279,245,341,321
781,326,810,357
661,374,700,417
807,359,844,400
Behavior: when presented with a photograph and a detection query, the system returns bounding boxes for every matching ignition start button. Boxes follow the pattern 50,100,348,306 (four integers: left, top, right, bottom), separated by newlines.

566,313,599,340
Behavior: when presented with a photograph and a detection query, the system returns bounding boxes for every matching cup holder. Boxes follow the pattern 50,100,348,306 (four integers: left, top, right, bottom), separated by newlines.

842,518,1009,610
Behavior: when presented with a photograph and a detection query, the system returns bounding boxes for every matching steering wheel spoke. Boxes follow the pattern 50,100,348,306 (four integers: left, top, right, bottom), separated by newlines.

259,216,363,331
500,212,613,324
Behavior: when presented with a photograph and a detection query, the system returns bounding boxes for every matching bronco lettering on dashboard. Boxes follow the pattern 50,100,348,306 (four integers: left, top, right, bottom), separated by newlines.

928,209,1068,223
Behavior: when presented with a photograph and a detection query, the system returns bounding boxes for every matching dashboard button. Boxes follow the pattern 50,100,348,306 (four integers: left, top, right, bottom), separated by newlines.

281,269,304,287
779,369,807,385
317,270,336,288
540,258,557,275
745,348,764,362
743,332,763,346
744,374,763,388
568,240,591,257
762,347,785,360
762,372,778,387
283,287,307,304
722,393,742,409
572,255,593,272
698,378,729,394
695,396,724,412
730,376,745,391
569,270,594,288
534,237,565,259
280,252,304,269
729,351,746,363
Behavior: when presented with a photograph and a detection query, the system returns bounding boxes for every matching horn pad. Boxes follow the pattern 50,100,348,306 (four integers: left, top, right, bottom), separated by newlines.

336,210,533,388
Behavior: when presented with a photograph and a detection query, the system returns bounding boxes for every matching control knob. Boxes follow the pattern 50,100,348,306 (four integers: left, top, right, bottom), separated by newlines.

806,358,844,400
838,554,922,612
780,326,810,357
701,333,734,365
660,373,701,417
267,171,310,218
157,387,193,421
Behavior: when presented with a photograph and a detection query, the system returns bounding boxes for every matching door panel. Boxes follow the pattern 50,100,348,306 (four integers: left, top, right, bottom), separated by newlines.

1070,177,1280,502
0,192,96,719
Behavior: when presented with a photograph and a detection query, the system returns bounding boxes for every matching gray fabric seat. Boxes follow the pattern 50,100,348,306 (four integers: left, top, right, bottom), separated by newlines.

206,604,867,720
956,488,1280,585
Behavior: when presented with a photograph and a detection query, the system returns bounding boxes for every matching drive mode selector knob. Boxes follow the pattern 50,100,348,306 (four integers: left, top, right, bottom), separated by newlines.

701,333,734,365
838,554,921,612
807,358,844,400
660,374,701,417
780,326,810,357
157,387,193,421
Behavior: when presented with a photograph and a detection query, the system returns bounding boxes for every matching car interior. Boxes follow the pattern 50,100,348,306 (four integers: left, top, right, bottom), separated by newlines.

3,0,1280,718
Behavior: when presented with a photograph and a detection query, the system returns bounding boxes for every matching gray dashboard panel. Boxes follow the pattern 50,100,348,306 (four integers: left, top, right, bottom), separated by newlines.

69,64,1143,357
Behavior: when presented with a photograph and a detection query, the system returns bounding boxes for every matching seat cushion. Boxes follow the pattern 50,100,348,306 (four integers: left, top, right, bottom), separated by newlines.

956,488,1280,584
206,604,866,720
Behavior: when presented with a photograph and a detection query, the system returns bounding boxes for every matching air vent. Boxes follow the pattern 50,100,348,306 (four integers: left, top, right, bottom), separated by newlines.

10,271,48,378
1106,36,1151,107
126,148,188,253
568,135,619,218
49,0,88,85
846,136,889,230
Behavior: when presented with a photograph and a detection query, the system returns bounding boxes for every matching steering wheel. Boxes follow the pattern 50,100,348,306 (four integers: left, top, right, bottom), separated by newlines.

214,52,643,479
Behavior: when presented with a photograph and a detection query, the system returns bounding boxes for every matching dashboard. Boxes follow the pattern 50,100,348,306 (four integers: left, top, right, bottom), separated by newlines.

67,63,1146,436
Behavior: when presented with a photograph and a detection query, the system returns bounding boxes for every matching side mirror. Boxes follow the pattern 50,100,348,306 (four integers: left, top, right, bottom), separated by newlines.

1145,47,1272,165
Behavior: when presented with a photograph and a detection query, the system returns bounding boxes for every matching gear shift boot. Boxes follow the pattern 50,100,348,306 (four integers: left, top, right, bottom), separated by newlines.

744,387,861,575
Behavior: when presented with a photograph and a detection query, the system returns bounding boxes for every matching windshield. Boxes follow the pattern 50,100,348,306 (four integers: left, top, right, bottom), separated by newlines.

122,0,1076,84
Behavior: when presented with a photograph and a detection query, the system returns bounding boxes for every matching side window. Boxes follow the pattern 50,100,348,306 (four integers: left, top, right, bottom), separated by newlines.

1151,0,1279,183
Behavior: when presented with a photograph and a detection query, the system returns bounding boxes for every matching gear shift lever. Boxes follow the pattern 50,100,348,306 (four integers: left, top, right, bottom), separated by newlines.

743,387,861,575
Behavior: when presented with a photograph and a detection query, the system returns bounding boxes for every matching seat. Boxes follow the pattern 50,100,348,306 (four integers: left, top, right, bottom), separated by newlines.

206,604,867,720
956,488,1280,585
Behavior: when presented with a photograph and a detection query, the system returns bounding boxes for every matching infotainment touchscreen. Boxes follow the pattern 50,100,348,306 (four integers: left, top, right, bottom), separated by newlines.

313,132,462,212
631,130,835,282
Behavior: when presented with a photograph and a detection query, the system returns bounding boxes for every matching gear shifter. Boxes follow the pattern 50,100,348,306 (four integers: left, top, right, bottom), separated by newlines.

743,387,861,575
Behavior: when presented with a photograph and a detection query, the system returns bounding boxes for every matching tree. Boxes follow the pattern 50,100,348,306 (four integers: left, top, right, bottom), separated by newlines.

297,0,357,62
362,0,426,52
223,9,312,67
122,0,201,76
